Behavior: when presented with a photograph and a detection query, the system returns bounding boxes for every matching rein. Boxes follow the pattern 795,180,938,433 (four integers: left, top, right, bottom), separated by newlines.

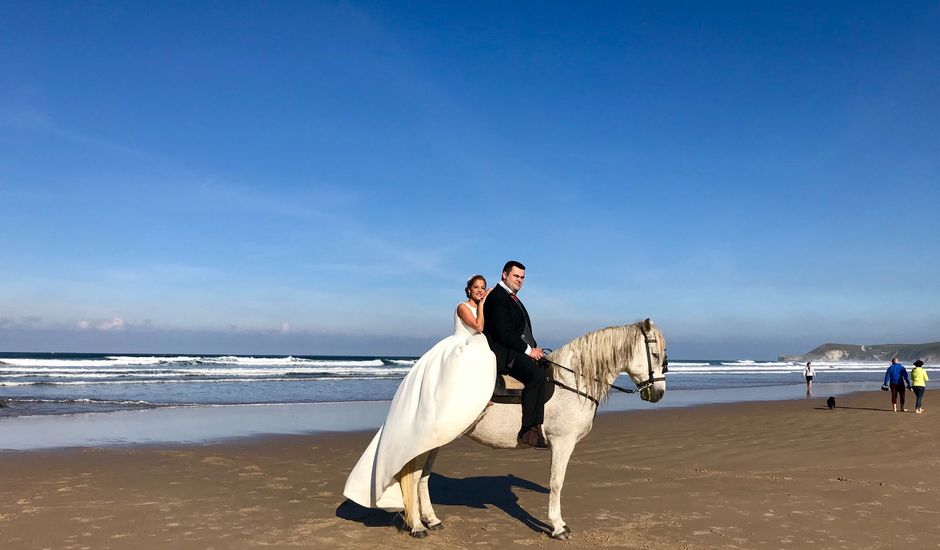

540,358,629,406
541,325,667,407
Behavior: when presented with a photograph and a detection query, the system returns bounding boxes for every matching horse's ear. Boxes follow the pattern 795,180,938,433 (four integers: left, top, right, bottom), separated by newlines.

643,318,652,331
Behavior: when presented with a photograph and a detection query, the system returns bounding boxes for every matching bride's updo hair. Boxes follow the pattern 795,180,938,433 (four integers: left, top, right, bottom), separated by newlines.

465,274,487,299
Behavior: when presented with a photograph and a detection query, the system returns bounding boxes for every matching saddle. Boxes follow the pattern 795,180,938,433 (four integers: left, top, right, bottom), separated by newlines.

490,369,556,405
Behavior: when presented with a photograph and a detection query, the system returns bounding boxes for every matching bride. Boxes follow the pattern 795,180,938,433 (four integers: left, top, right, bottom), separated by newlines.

343,275,497,511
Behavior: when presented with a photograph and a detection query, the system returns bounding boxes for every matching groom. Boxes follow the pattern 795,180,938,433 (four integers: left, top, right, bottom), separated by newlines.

483,260,549,448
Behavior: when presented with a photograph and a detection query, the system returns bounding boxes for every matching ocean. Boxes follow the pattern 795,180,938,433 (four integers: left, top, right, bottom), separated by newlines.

0,352,893,418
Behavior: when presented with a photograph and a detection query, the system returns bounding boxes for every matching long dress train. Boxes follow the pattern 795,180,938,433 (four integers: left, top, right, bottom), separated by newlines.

343,306,497,510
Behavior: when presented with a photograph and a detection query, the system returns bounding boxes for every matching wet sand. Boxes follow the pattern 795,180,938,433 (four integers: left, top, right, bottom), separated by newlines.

1,390,937,549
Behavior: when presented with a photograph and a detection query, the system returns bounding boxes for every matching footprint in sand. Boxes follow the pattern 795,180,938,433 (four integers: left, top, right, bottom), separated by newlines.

201,456,234,466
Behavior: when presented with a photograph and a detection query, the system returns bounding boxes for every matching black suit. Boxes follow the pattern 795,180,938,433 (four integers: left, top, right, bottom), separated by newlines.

483,284,547,434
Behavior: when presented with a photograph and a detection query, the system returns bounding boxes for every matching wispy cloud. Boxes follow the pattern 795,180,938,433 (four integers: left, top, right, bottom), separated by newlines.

0,105,60,134
0,316,44,329
0,103,155,161
187,180,462,281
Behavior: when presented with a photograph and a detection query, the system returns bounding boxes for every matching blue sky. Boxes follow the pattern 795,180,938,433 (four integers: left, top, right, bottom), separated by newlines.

1,1,937,358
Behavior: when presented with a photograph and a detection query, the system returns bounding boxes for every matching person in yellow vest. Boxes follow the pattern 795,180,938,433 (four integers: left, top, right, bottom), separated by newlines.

911,360,929,414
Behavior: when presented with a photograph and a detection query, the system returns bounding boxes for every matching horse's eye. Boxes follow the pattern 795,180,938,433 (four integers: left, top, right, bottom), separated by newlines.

662,355,669,374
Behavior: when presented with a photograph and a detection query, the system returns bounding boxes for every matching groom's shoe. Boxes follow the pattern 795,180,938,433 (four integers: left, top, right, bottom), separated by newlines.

518,426,548,449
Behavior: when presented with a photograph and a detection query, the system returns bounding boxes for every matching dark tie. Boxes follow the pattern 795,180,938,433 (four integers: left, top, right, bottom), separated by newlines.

510,293,519,301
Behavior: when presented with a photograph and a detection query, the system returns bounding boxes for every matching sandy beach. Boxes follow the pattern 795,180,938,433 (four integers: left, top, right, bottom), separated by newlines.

1,390,937,549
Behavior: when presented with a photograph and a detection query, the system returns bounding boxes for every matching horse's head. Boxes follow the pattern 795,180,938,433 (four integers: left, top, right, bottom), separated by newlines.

626,318,667,403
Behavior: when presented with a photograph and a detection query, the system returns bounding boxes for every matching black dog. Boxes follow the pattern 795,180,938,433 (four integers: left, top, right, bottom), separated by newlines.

827,396,836,410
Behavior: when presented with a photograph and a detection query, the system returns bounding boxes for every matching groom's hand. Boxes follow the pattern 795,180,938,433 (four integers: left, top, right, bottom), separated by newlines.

528,347,544,360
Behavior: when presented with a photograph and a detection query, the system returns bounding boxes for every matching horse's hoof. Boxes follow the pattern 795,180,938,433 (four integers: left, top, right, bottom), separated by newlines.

408,529,429,539
549,525,572,540
425,520,444,531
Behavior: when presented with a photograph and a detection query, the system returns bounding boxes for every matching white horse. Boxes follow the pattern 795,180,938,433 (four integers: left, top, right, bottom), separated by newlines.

395,318,668,540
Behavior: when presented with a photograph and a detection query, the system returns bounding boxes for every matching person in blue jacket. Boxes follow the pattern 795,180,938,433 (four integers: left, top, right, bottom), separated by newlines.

883,357,912,412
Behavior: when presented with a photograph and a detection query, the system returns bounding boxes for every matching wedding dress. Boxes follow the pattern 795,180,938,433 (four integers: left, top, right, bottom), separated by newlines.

343,305,497,510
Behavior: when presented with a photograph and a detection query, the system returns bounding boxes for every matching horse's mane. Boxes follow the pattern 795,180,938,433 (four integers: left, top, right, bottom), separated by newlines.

546,322,647,403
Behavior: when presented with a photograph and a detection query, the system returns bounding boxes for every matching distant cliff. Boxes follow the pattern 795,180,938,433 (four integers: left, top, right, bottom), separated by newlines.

780,341,940,363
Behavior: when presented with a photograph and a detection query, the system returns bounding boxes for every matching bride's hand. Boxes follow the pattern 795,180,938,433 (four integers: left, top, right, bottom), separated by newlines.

481,287,494,302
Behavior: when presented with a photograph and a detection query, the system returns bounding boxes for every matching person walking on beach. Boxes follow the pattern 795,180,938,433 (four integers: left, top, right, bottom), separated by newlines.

483,260,548,448
911,360,929,414
803,362,816,392
883,357,912,412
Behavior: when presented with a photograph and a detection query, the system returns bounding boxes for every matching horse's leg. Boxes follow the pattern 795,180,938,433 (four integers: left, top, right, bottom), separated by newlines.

398,452,429,538
418,447,444,530
547,436,577,540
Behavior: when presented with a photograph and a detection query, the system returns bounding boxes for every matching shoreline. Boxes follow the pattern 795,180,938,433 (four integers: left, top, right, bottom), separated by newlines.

0,381,876,451
1,390,937,548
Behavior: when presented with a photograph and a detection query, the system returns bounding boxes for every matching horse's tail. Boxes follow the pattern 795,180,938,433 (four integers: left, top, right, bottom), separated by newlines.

397,452,434,536
398,455,421,517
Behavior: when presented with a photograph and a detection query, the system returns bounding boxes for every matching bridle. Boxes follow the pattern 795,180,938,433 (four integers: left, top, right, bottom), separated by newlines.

637,323,668,391
541,325,668,407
